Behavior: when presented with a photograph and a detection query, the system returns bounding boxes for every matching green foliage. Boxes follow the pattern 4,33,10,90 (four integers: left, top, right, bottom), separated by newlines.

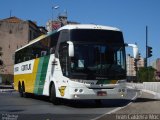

137,67,156,82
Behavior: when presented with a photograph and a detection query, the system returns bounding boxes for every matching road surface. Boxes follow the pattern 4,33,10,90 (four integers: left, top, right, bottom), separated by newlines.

0,89,137,120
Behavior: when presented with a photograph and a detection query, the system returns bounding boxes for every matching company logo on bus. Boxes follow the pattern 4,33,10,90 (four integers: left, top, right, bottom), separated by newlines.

14,60,34,75
21,64,31,71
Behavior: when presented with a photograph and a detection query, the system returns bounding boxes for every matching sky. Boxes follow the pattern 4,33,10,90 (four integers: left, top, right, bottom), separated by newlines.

0,0,160,64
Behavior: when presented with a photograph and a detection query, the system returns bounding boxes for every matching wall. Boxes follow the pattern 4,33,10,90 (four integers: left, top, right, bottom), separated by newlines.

0,21,29,74
127,82,160,99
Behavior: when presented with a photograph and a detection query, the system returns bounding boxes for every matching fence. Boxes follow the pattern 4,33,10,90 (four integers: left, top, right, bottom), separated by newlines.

127,82,160,99
143,82,160,93
126,83,143,90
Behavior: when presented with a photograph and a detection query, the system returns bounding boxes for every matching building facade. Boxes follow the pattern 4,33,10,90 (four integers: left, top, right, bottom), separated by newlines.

152,58,160,80
46,14,78,32
0,17,47,83
126,54,145,81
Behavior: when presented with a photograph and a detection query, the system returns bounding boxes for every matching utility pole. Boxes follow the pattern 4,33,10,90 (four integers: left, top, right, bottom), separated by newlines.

10,10,12,17
145,26,154,81
51,5,59,31
145,26,148,67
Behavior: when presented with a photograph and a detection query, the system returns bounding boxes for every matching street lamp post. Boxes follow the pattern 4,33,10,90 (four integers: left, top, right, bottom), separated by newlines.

52,5,59,31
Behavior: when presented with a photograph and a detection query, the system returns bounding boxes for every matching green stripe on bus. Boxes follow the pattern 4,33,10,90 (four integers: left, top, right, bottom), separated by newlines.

37,56,50,94
34,56,50,95
34,58,44,94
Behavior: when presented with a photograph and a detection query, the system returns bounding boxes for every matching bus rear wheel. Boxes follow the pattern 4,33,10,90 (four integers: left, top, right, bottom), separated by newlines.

18,82,24,97
50,83,60,105
21,82,30,98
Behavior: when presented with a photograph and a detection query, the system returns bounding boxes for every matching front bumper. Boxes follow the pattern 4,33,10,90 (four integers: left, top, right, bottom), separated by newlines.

66,86,127,100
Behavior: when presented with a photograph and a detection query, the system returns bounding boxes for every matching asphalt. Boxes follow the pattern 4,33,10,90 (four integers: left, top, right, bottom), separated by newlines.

0,85,139,120
96,92,160,120
1,85,160,120
0,91,133,120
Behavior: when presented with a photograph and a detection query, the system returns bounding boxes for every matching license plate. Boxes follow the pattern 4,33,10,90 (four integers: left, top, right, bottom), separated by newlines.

97,91,107,96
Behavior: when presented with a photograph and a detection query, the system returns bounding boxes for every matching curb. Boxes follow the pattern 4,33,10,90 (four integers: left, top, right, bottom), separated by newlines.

0,89,16,93
142,89,160,99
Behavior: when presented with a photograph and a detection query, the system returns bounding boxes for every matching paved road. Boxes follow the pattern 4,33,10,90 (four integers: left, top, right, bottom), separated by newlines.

0,89,137,120
97,92,160,120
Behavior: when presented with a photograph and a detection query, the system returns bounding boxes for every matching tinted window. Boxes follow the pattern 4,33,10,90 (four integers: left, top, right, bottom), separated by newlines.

15,32,60,64
71,29,124,44
50,32,60,54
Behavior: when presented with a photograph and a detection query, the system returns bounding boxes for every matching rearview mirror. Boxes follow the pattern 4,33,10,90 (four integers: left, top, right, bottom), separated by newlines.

125,43,138,59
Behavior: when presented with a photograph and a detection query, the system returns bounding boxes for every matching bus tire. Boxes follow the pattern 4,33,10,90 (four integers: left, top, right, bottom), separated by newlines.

24,93,31,98
18,82,24,97
50,83,60,105
22,82,30,98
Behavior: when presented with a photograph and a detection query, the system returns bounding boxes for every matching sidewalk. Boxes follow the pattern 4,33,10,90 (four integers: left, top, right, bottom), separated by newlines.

97,92,160,120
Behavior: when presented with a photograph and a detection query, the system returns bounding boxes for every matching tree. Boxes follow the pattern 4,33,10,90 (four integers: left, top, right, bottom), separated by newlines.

137,67,156,82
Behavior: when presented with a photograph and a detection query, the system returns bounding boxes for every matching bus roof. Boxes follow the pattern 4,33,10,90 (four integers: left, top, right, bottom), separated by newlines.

16,24,121,52
58,24,121,32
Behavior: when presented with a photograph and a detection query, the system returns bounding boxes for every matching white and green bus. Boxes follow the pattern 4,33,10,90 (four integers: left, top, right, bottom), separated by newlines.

14,24,138,104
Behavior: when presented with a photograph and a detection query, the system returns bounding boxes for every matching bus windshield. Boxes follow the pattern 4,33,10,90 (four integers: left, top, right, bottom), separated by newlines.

69,29,126,80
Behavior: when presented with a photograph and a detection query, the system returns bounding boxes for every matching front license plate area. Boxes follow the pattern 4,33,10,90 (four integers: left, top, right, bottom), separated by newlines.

97,91,107,96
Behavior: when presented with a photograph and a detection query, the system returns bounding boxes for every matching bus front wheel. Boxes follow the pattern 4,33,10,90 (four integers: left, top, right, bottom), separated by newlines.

50,83,60,105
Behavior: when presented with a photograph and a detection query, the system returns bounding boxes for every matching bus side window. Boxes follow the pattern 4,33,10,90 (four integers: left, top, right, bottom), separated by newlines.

15,52,21,64
18,59,21,63
50,32,60,54
23,57,26,62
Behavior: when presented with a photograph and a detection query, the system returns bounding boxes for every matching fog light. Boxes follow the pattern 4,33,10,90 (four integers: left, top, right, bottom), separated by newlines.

74,89,78,92
121,94,124,97
118,89,121,92
79,89,83,93
122,89,125,92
